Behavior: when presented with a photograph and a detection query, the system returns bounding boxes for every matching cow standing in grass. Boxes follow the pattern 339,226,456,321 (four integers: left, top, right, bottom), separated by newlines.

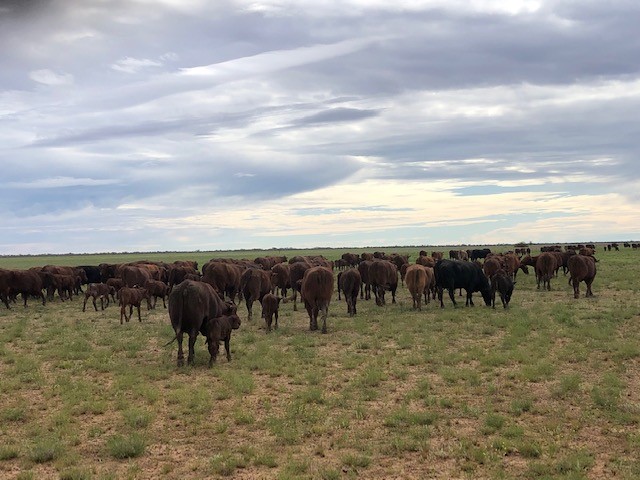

118,287,149,324
434,259,491,308
405,264,428,311
568,254,597,299
167,280,240,367
301,266,334,333
337,268,361,317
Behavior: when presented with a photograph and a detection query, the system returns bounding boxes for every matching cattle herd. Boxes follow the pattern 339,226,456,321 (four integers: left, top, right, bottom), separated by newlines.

0,242,629,367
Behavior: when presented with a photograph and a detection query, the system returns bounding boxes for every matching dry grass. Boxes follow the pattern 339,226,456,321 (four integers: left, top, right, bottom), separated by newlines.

0,246,639,479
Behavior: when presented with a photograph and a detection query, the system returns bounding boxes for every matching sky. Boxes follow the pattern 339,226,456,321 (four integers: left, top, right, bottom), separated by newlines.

1,0,639,255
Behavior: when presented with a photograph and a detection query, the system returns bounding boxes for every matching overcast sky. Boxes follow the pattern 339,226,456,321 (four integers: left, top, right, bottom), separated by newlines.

1,0,639,254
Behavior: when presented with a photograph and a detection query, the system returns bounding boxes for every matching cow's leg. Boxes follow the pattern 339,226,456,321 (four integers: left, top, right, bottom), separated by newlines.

176,332,185,367
293,290,298,312
573,278,580,299
207,338,219,367
162,296,166,308
447,287,457,308
93,296,99,311
245,297,253,320
274,310,279,329
320,304,328,334
120,304,125,324
137,304,142,322
265,314,272,332
187,332,197,366
100,297,104,310
307,303,316,330
224,337,231,361
391,285,397,304
82,295,88,312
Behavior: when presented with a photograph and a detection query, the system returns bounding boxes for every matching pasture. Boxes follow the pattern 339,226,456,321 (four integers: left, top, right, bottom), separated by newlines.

1,246,639,479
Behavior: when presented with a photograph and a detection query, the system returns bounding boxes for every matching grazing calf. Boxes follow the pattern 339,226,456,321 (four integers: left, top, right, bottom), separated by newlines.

51,274,76,301
357,260,372,300
204,313,242,364
145,280,169,309
118,287,149,324
568,254,596,299
300,266,334,333
338,268,362,316
491,269,514,309
261,293,281,332
82,283,114,312
405,264,428,311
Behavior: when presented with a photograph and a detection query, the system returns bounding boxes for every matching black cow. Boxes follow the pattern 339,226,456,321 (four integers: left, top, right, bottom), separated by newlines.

469,248,492,261
434,259,491,308
337,268,362,316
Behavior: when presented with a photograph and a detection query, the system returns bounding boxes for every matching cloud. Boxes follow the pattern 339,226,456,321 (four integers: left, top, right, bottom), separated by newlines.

28,69,74,86
111,57,163,74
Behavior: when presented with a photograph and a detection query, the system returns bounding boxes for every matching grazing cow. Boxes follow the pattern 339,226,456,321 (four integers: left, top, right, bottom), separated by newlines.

120,265,153,289
77,265,102,285
357,260,373,300
341,252,360,268
260,293,281,332
270,262,291,297
168,266,198,292
416,255,435,268
288,261,312,311
369,260,398,306
469,248,491,261
167,280,240,366
145,280,169,309
503,253,528,282
300,266,334,333
535,252,557,291
568,254,597,299
338,268,361,317
82,283,115,312
405,264,428,311
50,274,76,301
491,269,514,309
202,261,243,303
9,270,46,307
118,287,149,324
482,257,502,279
240,268,272,320
434,259,491,308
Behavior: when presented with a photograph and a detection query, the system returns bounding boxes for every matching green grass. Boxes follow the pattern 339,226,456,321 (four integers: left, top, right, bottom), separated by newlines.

0,245,639,478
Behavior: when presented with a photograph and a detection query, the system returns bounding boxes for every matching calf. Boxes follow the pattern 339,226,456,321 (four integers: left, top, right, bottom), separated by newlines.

405,264,427,311
204,313,242,364
261,293,281,332
145,280,169,309
535,252,557,291
240,267,272,320
82,283,114,312
491,269,514,309
369,260,398,306
118,287,149,324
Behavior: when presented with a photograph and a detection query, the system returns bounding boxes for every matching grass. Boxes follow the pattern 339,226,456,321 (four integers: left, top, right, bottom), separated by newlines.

0,245,639,478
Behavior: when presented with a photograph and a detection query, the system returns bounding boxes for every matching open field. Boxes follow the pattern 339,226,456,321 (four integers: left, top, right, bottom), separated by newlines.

1,246,640,479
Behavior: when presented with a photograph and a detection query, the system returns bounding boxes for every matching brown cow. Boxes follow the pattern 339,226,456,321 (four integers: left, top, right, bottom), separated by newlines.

118,287,149,324
82,283,115,312
416,255,435,268
535,252,557,291
50,274,76,301
9,270,46,307
288,261,312,311
121,265,153,288
204,313,242,364
145,280,169,309
201,261,243,302
260,293,281,332
337,268,361,317
568,254,596,299
0,268,12,308
482,257,502,279
300,266,334,333
405,264,428,311
270,262,291,297
369,260,398,306
357,260,373,300
168,266,198,292
166,280,239,366
240,268,272,320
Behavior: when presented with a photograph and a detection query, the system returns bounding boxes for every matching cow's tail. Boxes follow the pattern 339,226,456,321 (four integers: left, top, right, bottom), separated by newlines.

164,335,178,347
